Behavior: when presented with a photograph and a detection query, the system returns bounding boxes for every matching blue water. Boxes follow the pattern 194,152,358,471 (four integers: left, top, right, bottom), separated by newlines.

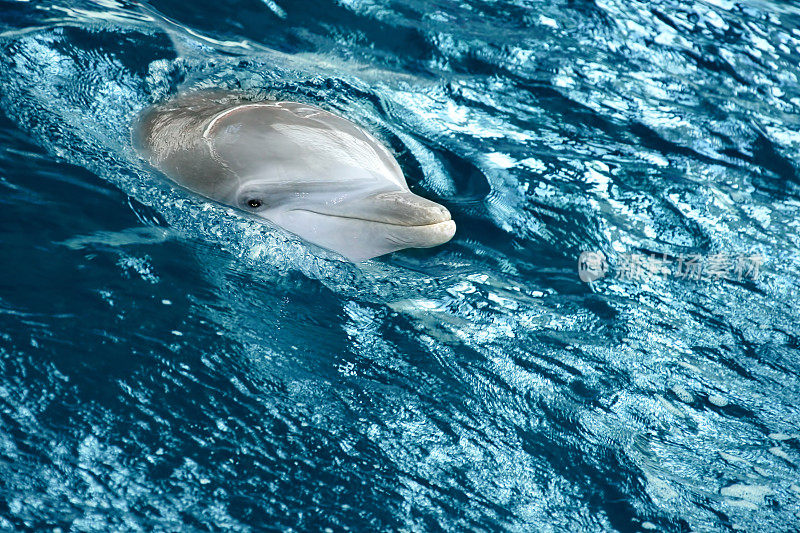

1,0,799,530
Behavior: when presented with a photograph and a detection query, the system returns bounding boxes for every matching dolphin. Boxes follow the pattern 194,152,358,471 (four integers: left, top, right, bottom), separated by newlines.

133,92,455,261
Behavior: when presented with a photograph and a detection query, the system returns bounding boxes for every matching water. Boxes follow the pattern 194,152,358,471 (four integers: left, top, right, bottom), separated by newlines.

1,0,799,530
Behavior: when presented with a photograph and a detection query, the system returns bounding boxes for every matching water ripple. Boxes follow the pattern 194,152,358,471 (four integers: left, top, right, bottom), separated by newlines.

0,0,799,530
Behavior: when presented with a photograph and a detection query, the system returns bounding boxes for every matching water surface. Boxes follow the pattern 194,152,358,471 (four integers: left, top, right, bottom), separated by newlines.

1,0,800,530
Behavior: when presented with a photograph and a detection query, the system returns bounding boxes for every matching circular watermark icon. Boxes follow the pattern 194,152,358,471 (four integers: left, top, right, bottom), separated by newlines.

578,251,608,282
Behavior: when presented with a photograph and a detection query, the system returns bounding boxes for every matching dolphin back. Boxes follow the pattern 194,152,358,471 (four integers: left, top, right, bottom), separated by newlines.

133,92,246,201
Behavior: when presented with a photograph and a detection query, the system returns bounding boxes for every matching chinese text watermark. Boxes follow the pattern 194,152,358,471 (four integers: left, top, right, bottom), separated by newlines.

578,251,763,283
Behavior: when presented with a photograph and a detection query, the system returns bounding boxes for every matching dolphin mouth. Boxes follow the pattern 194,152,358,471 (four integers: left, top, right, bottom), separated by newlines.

289,190,454,228
287,209,453,228
270,191,456,259
286,209,456,250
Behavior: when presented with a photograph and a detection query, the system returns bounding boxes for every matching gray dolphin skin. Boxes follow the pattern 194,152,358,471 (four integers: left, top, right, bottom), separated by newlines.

133,92,456,261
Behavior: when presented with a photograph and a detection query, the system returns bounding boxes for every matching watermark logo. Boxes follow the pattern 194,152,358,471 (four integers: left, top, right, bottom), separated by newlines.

578,251,609,282
578,251,763,283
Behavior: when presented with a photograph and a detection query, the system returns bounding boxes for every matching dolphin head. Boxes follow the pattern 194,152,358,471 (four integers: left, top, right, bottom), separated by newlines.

206,101,456,261
233,175,456,262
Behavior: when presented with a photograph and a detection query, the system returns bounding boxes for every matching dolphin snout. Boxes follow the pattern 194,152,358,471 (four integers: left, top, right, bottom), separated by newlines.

362,191,452,226
365,191,456,250
280,189,456,258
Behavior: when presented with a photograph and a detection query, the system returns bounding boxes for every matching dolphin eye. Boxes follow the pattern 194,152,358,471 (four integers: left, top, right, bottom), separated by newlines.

247,199,263,209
